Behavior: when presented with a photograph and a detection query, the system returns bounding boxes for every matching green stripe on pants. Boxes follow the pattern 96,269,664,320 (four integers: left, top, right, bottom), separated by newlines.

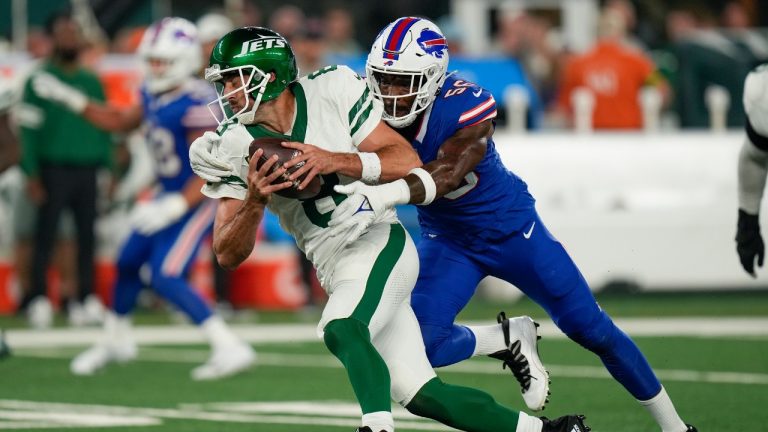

351,224,406,325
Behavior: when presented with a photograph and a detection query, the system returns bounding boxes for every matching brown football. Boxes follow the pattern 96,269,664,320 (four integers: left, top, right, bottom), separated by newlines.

247,136,322,200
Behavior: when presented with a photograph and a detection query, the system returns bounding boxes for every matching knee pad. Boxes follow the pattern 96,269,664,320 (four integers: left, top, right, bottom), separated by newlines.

418,323,451,363
557,307,619,354
323,318,370,356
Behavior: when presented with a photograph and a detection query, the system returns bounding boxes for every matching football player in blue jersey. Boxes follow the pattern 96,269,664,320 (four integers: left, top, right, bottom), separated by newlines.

331,17,696,432
31,17,255,380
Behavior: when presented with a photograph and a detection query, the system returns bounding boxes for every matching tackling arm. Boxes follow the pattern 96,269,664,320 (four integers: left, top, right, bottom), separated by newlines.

403,120,491,204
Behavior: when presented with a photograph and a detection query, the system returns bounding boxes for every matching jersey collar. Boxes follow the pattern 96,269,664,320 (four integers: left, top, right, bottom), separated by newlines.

246,82,307,143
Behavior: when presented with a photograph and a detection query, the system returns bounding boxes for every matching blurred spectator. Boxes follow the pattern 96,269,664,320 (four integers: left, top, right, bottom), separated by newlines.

293,18,327,75
436,15,465,56
16,11,111,327
495,10,561,108
232,0,263,27
197,12,235,64
27,28,52,59
268,5,305,42
669,3,767,127
323,8,363,58
556,8,668,129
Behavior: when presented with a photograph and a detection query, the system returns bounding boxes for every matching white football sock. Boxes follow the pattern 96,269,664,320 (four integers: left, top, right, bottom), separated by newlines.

104,312,133,344
362,410,394,432
515,411,544,432
466,322,507,356
201,315,241,350
638,386,687,432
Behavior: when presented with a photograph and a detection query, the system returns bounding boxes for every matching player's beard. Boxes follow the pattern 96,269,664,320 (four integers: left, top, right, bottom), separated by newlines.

53,47,80,64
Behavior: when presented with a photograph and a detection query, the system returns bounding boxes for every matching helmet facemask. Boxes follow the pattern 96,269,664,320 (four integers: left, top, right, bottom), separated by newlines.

205,64,270,125
366,63,444,127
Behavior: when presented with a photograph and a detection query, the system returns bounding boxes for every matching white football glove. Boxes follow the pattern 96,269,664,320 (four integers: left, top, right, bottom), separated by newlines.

189,131,237,183
327,193,378,244
327,180,411,243
130,194,188,235
31,72,88,113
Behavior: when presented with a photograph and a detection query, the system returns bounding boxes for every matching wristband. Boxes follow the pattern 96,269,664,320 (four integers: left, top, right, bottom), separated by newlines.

358,152,381,184
409,167,436,205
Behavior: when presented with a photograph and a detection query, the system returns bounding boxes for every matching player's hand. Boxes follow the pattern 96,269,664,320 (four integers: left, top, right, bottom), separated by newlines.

333,181,391,214
189,131,237,183
245,148,292,205
281,141,337,190
130,193,189,235
31,72,88,113
326,193,377,244
736,209,764,277
26,177,47,205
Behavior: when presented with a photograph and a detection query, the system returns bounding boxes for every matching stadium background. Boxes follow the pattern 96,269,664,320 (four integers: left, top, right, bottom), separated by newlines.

0,0,767,431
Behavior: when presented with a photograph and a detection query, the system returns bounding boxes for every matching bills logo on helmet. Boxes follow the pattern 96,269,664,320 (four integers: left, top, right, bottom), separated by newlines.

416,28,447,58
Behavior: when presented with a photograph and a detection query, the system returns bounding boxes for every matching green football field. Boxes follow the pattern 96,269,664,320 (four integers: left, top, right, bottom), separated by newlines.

1,291,767,432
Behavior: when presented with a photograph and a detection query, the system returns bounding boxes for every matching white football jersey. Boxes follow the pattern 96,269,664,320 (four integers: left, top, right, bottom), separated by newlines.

203,65,399,279
744,63,768,136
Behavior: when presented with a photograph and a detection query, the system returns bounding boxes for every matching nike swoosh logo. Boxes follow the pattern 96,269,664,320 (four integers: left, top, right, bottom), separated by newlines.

523,221,536,239
473,88,482,97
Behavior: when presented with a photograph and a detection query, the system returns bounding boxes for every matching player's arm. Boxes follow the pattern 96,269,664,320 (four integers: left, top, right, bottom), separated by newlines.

333,120,491,214
282,120,421,189
0,112,19,174
31,72,142,132
404,120,490,203
736,66,768,276
80,103,143,132
212,150,292,270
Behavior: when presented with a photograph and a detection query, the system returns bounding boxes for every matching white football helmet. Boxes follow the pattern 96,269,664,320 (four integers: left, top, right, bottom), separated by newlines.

137,17,202,94
366,17,449,127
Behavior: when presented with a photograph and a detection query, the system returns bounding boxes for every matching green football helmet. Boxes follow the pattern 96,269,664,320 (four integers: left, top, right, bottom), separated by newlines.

205,27,298,124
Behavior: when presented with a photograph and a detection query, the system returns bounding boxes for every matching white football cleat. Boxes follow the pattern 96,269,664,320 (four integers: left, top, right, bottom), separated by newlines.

191,342,256,381
27,296,53,329
70,342,137,376
489,312,550,411
82,295,105,325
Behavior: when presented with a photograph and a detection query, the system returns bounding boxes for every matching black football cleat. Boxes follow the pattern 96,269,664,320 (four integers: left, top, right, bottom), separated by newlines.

686,425,698,432
355,427,386,432
540,414,590,432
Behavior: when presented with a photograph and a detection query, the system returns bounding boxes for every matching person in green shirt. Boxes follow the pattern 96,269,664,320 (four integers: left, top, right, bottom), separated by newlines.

16,11,111,327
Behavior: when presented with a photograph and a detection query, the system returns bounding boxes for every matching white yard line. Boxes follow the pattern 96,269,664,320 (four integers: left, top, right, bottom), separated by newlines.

14,346,768,387
5,317,768,349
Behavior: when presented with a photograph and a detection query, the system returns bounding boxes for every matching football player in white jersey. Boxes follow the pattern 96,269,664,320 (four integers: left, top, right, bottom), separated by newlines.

737,64,768,276
191,26,589,432
32,17,255,380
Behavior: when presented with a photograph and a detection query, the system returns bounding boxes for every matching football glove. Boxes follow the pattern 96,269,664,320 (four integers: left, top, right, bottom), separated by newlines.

189,131,237,183
31,72,88,113
736,209,764,277
130,194,188,235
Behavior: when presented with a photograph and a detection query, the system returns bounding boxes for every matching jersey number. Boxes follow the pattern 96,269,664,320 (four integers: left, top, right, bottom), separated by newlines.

444,171,478,200
301,174,347,228
444,79,474,98
308,65,338,80
148,127,181,177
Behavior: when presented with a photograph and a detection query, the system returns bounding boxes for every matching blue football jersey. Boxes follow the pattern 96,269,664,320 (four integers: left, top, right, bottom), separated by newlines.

140,80,217,192
411,74,535,245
